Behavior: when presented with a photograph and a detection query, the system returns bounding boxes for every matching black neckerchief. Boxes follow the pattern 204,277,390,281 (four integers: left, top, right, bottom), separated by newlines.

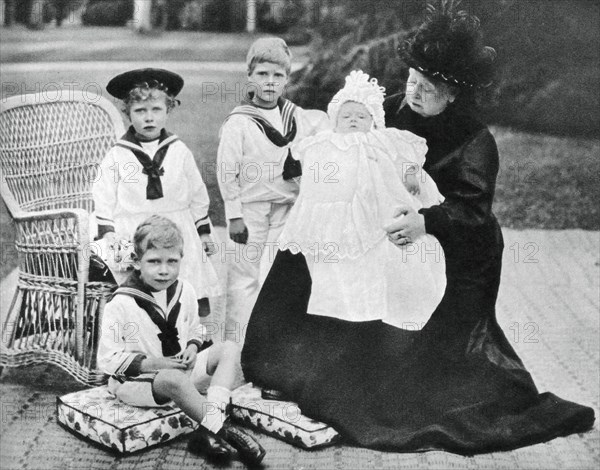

114,270,183,357
230,94,298,146
384,94,484,170
226,95,301,179
116,127,179,200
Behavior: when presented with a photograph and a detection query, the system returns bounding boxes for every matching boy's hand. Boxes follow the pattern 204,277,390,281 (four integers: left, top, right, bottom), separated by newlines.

141,356,187,372
200,234,217,256
180,345,198,370
229,218,249,244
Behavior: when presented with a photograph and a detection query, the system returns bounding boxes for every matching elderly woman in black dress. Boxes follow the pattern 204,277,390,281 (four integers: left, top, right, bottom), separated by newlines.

241,3,594,454
384,3,508,357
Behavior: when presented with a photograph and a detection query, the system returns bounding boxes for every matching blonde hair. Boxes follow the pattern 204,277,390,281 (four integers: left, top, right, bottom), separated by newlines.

133,215,184,258
122,81,180,115
246,37,292,75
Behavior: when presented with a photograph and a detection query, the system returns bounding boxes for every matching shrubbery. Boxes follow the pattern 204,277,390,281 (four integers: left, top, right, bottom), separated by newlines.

256,0,305,33
290,0,599,138
179,0,308,37
81,0,133,26
180,0,245,32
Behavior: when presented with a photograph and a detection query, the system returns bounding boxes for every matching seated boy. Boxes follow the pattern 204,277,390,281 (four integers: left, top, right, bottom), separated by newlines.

97,215,265,464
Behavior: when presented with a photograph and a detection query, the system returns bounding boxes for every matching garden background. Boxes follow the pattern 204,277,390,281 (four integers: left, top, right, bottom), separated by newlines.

1,0,598,281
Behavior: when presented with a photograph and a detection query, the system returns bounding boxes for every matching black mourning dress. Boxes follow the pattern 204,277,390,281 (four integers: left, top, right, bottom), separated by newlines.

240,94,595,454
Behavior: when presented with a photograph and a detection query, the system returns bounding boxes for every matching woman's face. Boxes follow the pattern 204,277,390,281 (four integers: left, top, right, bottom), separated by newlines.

405,68,456,117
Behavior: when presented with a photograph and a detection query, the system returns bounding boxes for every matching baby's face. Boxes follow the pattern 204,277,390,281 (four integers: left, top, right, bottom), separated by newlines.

335,101,373,133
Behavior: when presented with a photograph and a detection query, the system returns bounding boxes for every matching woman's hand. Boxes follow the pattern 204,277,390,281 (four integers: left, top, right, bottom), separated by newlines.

180,345,198,370
384,205,426,246
141,356,188,372
229,218,249,244
200,234,217,256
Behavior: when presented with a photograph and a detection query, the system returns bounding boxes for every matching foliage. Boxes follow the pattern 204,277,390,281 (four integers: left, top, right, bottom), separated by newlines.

179,1,204,30
282,25,313,46
180,0,246,31
162,0,187,30
179,0,308,34
290,0,599,137
81,0,133,26
201,0,245,32
257,0,306,33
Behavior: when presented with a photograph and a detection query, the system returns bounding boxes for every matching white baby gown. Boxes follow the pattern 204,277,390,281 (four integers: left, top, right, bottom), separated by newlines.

278,128,446,329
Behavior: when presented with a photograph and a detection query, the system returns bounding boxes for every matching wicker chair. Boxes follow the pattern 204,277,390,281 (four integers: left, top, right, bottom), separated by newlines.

0,91,125,386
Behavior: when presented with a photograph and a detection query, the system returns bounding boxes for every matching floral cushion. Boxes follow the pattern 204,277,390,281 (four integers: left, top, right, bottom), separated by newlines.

230,384,340,449
56,386,197,453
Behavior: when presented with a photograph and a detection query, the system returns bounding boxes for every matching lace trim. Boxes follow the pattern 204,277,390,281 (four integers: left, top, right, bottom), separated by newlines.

294,129,427,166
278,194,388,260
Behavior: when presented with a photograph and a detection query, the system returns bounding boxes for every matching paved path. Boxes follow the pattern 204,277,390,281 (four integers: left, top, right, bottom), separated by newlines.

1,228,598,470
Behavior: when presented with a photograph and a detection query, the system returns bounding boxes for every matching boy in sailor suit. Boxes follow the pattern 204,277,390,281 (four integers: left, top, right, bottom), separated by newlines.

217,38,329,335
97,216,265,464
93,68,220,318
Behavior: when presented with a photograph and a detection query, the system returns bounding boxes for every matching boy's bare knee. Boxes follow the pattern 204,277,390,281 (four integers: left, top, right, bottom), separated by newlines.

155,369,188,392
220,340,241,363
207,340,240,375
223,340,241,354
211,340,239,357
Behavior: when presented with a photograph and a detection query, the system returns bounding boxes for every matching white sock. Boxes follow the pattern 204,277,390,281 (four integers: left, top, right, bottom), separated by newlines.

200,385,231,433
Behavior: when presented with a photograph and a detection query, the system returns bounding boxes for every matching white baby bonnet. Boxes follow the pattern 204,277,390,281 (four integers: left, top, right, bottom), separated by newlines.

327,70,386,129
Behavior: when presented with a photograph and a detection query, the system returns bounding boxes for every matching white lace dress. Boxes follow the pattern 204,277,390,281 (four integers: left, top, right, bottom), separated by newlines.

278,129,446,329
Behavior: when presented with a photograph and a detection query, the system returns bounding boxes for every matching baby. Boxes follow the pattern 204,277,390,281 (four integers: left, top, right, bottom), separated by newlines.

278,71,446,329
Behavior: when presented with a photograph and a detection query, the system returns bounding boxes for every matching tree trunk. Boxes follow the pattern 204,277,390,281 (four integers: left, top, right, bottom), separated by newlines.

133,0,152,33
247,0,256,33
28,0,45,29
2,0,16,26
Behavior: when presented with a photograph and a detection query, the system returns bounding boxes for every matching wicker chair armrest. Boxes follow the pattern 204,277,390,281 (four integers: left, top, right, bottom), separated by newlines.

11,208,92,282
12,207,90,244
12,207,88,225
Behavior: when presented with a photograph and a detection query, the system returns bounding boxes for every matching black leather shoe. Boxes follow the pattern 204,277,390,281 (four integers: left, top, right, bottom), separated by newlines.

217,421,266,466
187,426,232,461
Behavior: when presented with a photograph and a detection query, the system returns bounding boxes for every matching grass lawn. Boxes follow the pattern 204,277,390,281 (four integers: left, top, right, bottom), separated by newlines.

1,61,599,280
493,127,600,230
0,25,310,63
